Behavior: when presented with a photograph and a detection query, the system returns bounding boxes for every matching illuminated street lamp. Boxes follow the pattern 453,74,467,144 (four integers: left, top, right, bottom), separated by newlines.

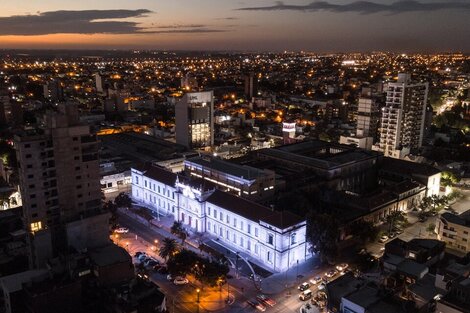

196,288,200,303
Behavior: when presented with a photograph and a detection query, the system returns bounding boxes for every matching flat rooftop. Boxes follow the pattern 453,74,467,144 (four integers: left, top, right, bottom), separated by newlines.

100,132,188,163
259,140,380,169
185,156,270,180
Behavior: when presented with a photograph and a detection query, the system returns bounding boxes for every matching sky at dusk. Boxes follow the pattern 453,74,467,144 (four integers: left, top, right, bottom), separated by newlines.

0,0,470,52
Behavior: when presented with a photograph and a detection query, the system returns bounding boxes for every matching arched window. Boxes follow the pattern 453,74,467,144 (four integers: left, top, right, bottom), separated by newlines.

291,233,297,245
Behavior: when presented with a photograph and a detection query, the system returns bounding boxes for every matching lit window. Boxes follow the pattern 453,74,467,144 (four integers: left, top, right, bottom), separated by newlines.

31,221,42,232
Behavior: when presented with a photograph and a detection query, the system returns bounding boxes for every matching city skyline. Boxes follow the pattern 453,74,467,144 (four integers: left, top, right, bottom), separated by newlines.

1,0,470,52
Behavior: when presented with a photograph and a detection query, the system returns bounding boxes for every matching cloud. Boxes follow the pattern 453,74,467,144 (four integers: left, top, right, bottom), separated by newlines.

150,28,229,34
236,0,470,14
148,23,230,34
155,24,207,29
214,17,239,20
0,9,152,35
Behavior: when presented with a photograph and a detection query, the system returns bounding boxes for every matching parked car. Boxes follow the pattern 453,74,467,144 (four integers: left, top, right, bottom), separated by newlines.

257,294,276,307
166,274,173,281
137,254,148,262
114,227,129,234
173,276,189,285
325,269,338,278
134,251,145,258
335,263,348,271
310,276,322,285
298,282,310,291
299,289,313,301
144,259,159,268
379,235,389,243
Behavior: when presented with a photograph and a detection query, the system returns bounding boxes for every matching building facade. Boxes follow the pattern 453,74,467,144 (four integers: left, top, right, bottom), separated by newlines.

436,211,470,254
131,164,308,272
175,91,214,149
183,155,275,201
374,73,428,158
14,103,108,267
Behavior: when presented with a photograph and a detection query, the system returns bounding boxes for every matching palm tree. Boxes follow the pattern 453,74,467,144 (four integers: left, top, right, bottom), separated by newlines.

171,221,188,244
159,237,179,261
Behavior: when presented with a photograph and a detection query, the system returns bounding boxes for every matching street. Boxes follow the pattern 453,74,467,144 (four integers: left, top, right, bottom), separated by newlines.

116,212,337,313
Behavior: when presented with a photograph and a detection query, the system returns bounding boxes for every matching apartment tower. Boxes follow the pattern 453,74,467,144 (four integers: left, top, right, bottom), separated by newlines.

374,73,428,158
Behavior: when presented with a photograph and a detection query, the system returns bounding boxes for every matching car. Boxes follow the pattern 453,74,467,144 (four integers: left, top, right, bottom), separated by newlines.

336,263,348,271
134,251,145,258
257,294,276,307
114,227,129,234
247,300,266,312
310,276,322,285
325,269,338,278
144,259,159,268
298,282,310,291
393,227,404,235
389,232,397,238
137,254,148,262
318,283,326,291
166,274,173,281
299,289,313,301
379,235,389,243
173,276,189,285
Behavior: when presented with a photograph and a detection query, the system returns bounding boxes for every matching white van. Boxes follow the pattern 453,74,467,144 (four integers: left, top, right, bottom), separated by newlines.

299,289,312,301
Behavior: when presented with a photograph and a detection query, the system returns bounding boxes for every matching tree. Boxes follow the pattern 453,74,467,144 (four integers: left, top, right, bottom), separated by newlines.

306,213,340,263
114,192,132,208
103,200,118,224
441,171,460,187
426,223,436,237
171,221,188,244
166,249,198,277
159,238,179,261
196,259,230,287
350,220,380,244
385,210,407,233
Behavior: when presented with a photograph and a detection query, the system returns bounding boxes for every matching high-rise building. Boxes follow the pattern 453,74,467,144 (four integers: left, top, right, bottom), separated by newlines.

175,91,214,149
356,88,379,138
43,79,64,102
94,73,103,93
373,73,428,159
14,102,108,268
244,72,258,99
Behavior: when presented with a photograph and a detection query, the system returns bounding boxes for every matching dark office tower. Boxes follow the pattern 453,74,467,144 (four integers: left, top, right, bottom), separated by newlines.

43,79,64,102
175,91,214,149
14,102,109,268
244,72,258,99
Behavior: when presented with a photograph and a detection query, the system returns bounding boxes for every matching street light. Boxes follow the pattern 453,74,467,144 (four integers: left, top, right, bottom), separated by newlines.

196,288,200,303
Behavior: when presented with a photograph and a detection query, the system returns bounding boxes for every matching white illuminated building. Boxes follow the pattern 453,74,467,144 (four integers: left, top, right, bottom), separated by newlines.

131,164,309,272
